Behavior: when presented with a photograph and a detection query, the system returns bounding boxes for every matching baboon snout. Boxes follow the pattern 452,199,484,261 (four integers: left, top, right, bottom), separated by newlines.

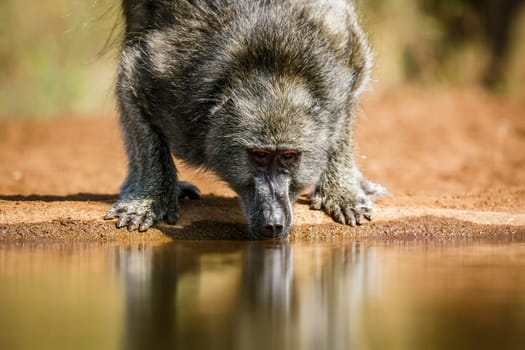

243,175,293,239
239,150,299,239
247,196,292,239
258,209,286,238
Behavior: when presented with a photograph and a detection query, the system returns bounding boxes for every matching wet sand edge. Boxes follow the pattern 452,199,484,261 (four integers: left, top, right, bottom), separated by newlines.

1,215,524,242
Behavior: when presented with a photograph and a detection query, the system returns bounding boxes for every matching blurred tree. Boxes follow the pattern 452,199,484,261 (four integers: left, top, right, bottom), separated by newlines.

420,0,524,88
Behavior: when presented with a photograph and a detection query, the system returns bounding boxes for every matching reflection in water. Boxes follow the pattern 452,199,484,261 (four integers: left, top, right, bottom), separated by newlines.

1,239,525,350
117,241,376,350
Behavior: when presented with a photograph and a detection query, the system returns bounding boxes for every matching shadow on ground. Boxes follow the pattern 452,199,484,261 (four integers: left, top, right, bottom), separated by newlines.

0,194,118,202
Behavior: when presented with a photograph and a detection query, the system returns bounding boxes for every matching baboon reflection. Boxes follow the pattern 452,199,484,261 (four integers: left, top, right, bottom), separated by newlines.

116,241,372,350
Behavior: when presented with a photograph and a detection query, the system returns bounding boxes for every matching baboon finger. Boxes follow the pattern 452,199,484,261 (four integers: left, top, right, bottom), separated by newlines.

344,208,357,227
353,209,364,226
363,207,374,221
166,210,180,225
104,205,127,220
178,181,201,200
330,206,346,225
104,211,117,220
310,195,322,210
127,215,144,232
139,214,155,232
116,215,131,229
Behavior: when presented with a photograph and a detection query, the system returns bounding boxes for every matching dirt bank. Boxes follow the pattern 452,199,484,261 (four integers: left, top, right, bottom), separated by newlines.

1,88,524,240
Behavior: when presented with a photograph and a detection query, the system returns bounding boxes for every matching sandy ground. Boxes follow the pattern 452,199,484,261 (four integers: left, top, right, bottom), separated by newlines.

0,87,524,241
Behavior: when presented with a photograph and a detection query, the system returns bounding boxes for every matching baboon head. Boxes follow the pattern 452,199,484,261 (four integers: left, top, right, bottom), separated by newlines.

206,74,334,239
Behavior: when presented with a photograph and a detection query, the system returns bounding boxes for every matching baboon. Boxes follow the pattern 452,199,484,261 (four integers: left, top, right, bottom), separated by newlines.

105,0,386,239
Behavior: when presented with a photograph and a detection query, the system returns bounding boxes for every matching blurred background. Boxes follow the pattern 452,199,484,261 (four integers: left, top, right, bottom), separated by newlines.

0,0,524,118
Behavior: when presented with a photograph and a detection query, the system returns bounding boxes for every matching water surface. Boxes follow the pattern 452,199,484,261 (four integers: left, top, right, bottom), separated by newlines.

1,238,524,350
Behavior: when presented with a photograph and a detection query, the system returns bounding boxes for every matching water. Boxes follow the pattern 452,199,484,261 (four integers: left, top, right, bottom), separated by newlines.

1,238,525,350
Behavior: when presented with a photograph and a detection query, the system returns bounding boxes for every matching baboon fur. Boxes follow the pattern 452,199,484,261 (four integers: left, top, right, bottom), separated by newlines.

105,0,386,238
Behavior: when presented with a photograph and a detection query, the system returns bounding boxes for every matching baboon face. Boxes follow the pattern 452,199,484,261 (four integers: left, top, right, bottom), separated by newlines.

240,148,299,239
206,79,332,239
225,146,305,239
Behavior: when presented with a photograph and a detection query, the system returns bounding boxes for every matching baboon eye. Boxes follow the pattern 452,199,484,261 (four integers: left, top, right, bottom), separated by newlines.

279,151,299,166
249,149,271,166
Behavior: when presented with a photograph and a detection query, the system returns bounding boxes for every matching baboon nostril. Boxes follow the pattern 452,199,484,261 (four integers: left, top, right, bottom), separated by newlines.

263,224,284,236
258,210,287,238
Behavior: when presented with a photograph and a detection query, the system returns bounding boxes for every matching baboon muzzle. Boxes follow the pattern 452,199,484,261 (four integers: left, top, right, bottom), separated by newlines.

246,174,293,239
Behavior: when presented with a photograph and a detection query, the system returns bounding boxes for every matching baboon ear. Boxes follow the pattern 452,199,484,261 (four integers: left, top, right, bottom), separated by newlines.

209,96,233,117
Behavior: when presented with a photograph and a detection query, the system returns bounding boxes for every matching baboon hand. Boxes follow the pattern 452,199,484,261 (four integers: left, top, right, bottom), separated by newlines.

104,198,178,232
310,189,373,226
178,181,201,200
310,179,386,227
104,182,200,232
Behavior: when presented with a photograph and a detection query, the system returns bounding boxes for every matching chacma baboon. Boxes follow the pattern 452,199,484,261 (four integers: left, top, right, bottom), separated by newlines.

105,0,386,239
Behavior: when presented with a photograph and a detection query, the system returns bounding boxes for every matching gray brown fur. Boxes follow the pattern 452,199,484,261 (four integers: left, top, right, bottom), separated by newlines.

105,0,386,238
